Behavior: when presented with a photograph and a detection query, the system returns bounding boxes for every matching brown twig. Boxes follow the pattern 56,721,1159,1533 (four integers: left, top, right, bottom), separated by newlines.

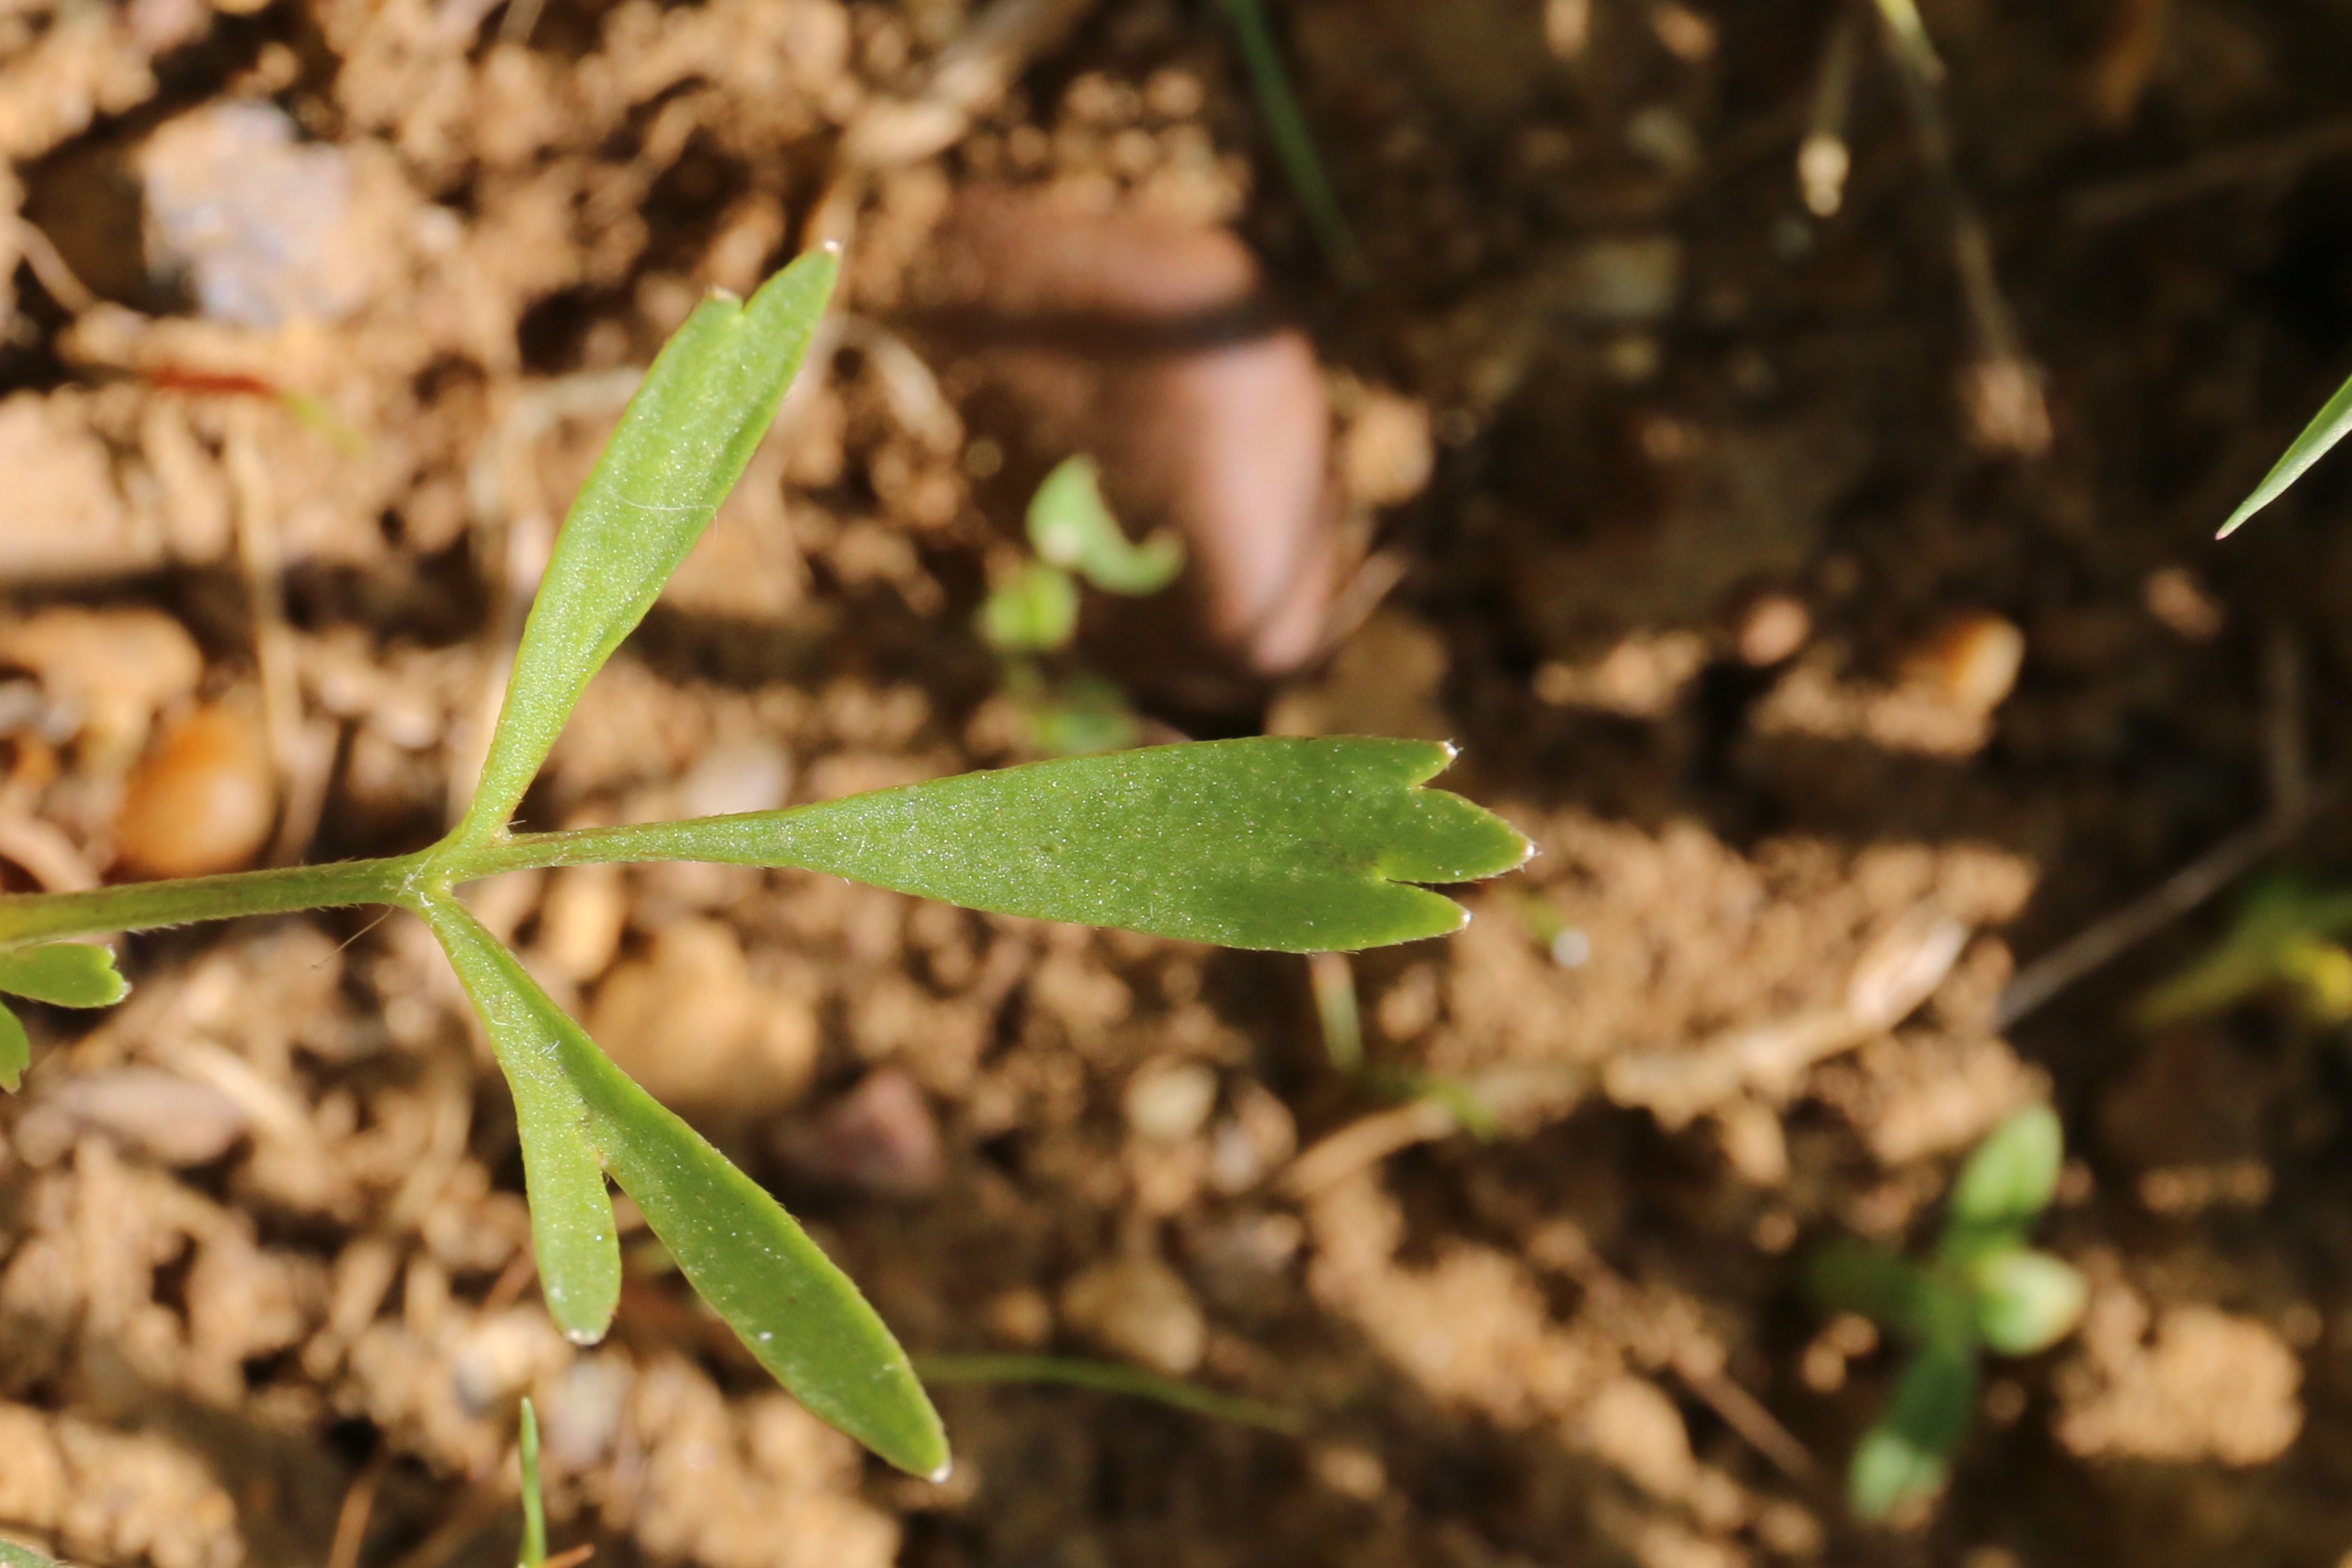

226,404,335,867
381,1485,510,1568
2068,116,2352,228
326,1452,394,1568
1537,1222,1825,1492
12,217,97,314
1993,786,2337,1031
482,1247,540,1317
1864,0,2050,455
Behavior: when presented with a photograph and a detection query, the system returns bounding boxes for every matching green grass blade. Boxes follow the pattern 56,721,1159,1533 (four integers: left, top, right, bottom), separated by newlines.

915,1354,1303,1435
2220,365,2352,537
458,252,838,840
518,1397,547,1568
494,739,1533,952
422,896,948,1478
419,897,621,1345
0,943,128,1008
1027,457,1183,596
0,1001,26,1092
1211,0,1367,285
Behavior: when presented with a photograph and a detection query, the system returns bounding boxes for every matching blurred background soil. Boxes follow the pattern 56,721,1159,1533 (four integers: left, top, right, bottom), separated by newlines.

4,0,2352,1564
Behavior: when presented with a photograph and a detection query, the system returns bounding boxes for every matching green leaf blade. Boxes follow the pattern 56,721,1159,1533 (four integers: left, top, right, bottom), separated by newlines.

522,739,1533,952
459,252,839,839
572,1049,949,1480
0,1001,26,1092
1848,1342,1977,1521
2220,365,2352,537
1027,455,1184,596
419,898,621,1345
0,942,128,1009
978,561,1080,653
419,896,947,1479
1968,1248,2087,1356
1946,1104,2064,1236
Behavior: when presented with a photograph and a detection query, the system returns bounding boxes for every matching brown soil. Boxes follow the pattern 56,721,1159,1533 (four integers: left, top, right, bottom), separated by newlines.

4,1,2352,1565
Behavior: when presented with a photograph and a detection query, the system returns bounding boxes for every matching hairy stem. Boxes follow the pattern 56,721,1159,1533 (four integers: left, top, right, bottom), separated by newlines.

0,854,427,947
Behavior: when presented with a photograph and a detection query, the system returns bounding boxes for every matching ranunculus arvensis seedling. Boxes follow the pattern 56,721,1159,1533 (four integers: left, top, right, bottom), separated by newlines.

1810,1105,2088,1521
0,250,1531,1481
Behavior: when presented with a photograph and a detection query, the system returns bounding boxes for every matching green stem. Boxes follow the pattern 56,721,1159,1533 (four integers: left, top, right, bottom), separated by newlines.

0,854,426,947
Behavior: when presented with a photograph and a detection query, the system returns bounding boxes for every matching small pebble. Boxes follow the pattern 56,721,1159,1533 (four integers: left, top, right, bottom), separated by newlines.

1548,235,1683,325
1205,1083,1296,1195
588,920,815,1116
1059,1252,1206,1376
138,103,367,327
1340,392,1436,509
1906,612,2026,715
985,1286,1055,1349
2143,566,2225,642
113,701,277,879
678,739,792,819
536,863,627,982
1124,1056,1218,1143
15,1068,249,1167
1733,592,1811,668
774,1067,943,1199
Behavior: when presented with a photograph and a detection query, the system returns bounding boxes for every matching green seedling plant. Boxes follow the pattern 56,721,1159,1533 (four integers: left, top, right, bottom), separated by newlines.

2135,876,2352,1029
0,252,1531,1482
1810,1105,2088,1521
979,454,1184,755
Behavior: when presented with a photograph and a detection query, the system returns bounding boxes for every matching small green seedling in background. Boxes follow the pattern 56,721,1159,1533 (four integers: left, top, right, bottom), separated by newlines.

1811,1105,2088,1521
0,1541,62,1568
2135,877,2352,1029
1306,949,1502,1138
0,253,1531,1482
979,455,1184,755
